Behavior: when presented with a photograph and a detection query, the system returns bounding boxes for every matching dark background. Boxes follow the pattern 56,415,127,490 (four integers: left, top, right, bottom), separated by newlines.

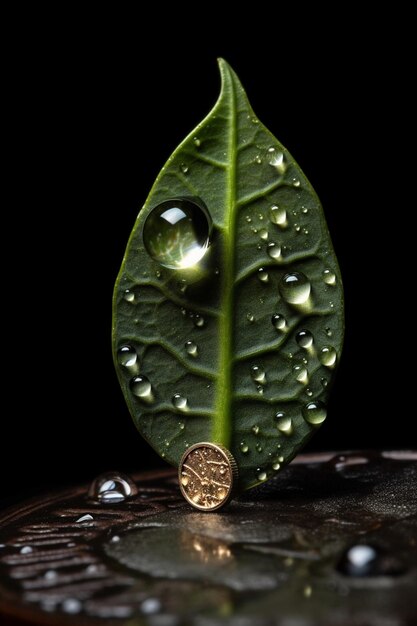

3,13,413,506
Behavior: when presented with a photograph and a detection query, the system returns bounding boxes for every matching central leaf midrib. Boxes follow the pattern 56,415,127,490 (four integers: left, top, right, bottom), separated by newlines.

212,73,237,447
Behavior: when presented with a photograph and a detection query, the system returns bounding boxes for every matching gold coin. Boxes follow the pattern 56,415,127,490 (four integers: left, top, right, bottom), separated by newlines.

178,442,238,511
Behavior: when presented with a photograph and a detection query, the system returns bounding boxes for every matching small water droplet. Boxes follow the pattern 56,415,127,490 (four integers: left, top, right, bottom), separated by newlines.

259,228,268,240
302,206,309,214
240,442,249,453
303,401,327,425
267,241,281,259
123,289,136,303
156,269,162,279
20,546,33,554
88,471,138,504
247,312,255,323
269,150,287,174
293,364,308,383
275,412,293,435
172,393,188,410
44,569,57,580
269,205,287,228
179,422,185,430
181,307,187,316
246,215,252,223
256,442,263,453
177,279,188,293
303,228,309,235
321,377,328,388
180,163,189,174
296,330,314,349
258,213,264,221
251,365,266,384
258,267,269,282
280,272,311,305
110,535,120,543
294,223,301,233
252,425,260,435
293,178,301,187
325,327,332,337
193,314,205,328
76,514,94,523
254,155,262,164
141,598,161,615
323,269,336,285
306,388,313,397
143,198,211,269
304,585,313,598
337,544,396,577
117,345,138,368
256,384,264,394
271,314,287,331
185,340,198,357
319,346,337,368
193,137,201,147
257,470,267,481
62,598,82,614
130,375,153,400
272,461,281,471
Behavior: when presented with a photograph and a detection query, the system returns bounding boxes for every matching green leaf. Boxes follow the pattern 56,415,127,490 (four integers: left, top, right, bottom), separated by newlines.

112,59,344,491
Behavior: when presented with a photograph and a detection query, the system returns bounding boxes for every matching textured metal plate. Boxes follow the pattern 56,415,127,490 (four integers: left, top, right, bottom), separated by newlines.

0,452,416,625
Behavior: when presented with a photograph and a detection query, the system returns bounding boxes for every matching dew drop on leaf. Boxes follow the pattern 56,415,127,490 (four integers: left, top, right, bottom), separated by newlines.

280,272,311,305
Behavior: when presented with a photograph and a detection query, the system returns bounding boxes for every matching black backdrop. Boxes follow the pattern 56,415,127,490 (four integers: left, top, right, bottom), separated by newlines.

3,13,413,506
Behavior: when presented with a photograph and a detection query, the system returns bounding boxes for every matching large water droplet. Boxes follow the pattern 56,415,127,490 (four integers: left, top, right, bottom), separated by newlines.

271,313,287,331
296,330,313,349
123,289,136,303
269,205,287,228
130,375,153,400
257,470,267,481
143,198,211,269
280,272,311,304
272,461,281,471
240,441,249,454
251,365,266,384
88,471,138,504
172,393,188,410
275,412,293,435
323,269,336,285
293,364,308,383
319,346,337,368
267,241,281,259
185,340,198,357
302,401,327,425
337,545,379,577
258,267,269,282
269,150,287,174
117,345,138,368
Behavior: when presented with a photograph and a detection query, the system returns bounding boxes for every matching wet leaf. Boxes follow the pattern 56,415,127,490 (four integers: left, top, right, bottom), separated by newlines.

112,59,344,490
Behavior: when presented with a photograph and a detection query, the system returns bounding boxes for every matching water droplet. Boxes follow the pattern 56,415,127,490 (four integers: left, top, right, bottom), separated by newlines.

62,598,82,614
275,412,293,435
246,215,252,223
321,377,328,388
294,223,301,233
141,598,161,615
293,178,301,187
293,364,308,383
44,569,57,580
193,137,201,147
256,385,264,395
193,314,205,328
110,535,120,543
271,314,287,330
143,198,211,269
337,545,386,577
256,442,263,453
267,241,281,259
88,471,138,504
117,345,138,368
280,272,311,305
254,155,262,164
20,546,33,554
302,206,309,214
185,340,198,357
257,470,267,481
247,312,255,323
258,267,269,282
303,585,313,598
269,150,287,174
306,388,313,397
252,425,260,435
240,442,249,453
179,422,185,430
180,163,189,174
177,279,188,293
277,455,284,463
296,330,313,349
272,461,281,471
181,307,187,316
303,401,327,425
269,205,287,228
323,269,336,285
251,365,266,384
130,375,153,400
123,289,136,303
325,327,332,337
319,346,337,368
172,393,188,410
76,514,94,523
259,228,268,240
